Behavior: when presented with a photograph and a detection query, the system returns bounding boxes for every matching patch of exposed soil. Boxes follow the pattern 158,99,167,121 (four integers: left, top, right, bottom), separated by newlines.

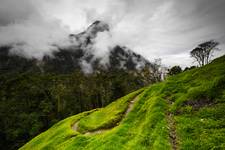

183,98,214,110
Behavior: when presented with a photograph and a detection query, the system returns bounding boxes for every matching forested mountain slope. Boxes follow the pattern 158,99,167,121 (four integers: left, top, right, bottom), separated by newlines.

0,21,159,150
21,55,225,150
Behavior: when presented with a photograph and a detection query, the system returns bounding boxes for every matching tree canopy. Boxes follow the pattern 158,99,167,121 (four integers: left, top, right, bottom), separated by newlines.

168,66,182,76
190,40,219,66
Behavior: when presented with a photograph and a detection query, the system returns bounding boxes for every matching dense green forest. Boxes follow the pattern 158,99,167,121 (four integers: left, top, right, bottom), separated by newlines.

20,55,225,150
0,69,155,150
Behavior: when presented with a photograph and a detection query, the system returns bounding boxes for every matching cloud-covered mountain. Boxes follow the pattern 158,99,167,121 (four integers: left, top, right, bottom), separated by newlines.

0,21,154,75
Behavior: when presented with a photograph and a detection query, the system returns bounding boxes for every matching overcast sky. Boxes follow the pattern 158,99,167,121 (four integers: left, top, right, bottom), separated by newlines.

0,0,225,67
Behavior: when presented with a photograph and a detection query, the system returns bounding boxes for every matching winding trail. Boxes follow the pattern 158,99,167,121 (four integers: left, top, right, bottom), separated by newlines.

72,95,139,135
72,122,79,131
166,99,178,150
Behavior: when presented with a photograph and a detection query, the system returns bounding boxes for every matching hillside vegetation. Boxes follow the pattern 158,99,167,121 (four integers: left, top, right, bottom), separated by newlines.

0,70,153,150
21,55,225,150
0,21,160,150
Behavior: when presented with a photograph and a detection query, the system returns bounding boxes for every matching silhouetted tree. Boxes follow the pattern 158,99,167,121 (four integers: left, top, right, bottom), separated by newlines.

168,66,182,75
190,40,219,66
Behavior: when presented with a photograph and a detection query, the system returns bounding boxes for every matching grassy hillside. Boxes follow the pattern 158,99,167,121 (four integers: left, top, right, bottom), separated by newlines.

20,55,225,150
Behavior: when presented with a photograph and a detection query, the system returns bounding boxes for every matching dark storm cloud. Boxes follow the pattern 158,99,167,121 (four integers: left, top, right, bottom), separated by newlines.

171,0,225,35
0,0,37,25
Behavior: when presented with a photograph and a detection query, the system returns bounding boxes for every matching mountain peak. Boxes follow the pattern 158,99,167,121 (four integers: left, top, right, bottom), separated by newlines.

69,20,110,45
92,20,103,25
86,20,110,35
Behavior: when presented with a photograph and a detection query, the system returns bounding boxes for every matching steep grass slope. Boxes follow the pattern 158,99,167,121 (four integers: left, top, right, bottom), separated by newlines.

20,55,225,150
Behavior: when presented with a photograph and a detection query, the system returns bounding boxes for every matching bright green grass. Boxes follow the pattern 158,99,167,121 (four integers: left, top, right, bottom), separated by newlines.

78,89,143,133
19,110,95,150
56,86,171,150
20,55,225,150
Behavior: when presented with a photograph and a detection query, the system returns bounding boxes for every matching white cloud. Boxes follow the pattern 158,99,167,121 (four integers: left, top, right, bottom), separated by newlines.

0,0,224,67
92,31,115,64
80,59,93,74
0,16,70,59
